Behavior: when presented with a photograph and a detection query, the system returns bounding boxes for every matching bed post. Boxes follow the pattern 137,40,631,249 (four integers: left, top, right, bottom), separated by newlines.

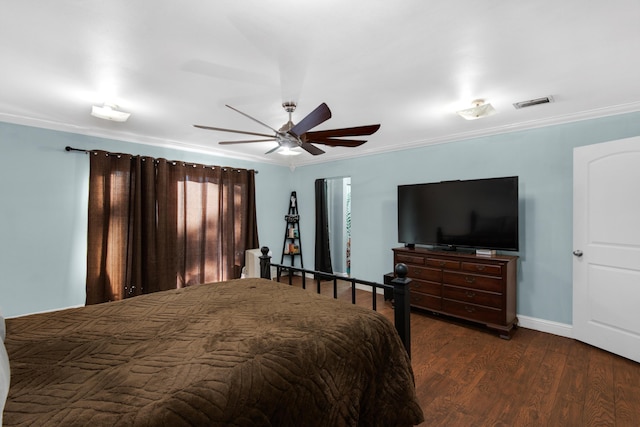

392,263,412,358
259,246,272,280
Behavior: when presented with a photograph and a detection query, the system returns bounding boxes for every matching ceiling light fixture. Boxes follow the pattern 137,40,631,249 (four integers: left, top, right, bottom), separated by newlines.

91,103,131,122
456,99,497,120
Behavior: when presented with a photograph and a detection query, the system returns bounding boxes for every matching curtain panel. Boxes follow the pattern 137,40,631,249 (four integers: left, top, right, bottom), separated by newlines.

86,151,258,305
314,179,333,276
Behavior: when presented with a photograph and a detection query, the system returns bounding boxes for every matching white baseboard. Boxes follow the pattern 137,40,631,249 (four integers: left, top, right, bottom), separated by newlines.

292,273,385,295
357,284,385,295
517,315,573,339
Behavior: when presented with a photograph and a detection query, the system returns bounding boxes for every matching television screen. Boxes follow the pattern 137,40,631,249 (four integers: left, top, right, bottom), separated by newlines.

398,176,519,251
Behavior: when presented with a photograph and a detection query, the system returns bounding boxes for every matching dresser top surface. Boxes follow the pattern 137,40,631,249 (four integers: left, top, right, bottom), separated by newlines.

393,246,518,262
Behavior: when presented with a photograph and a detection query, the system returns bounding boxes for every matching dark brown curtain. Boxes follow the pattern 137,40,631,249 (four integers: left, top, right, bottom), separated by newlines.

314,179,333,276
86,151,259,305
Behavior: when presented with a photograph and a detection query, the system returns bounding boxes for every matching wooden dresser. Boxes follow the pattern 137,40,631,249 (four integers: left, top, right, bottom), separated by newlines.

393,247,518,338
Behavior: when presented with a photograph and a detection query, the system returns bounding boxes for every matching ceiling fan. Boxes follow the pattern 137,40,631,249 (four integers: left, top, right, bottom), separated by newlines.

194,102,380,156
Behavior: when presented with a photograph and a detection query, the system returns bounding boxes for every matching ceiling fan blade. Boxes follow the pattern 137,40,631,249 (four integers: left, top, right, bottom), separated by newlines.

193,125,274,139
289,103,332,137
306,138,367,147
265,145,282,155
219,138,276,145
300,141,325,156
225,104,280,133
304,124,380,139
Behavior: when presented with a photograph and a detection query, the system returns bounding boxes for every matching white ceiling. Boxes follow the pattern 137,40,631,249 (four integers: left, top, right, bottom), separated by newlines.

2,1,639,166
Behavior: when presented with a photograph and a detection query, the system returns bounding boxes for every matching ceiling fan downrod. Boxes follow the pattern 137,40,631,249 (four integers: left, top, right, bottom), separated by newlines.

279,102,297,133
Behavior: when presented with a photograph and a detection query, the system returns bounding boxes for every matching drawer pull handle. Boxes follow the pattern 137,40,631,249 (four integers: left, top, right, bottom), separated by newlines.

465,306,476,313
465,276,476,284
439,261,446,267
475,265,485,271
465,291,476,298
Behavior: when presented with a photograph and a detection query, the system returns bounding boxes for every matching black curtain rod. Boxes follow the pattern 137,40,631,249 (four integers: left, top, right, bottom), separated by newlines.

65,146,258,174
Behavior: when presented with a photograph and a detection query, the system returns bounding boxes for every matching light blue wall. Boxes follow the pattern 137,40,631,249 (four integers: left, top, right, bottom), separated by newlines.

2,111,640,323
0,122,291,318
292,111,640,325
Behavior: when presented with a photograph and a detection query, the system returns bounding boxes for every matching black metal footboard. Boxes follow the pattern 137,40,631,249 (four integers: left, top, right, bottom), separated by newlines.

258,246,413,358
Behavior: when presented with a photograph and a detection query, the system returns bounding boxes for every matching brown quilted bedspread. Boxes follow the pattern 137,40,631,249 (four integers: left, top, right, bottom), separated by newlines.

4,278,424,426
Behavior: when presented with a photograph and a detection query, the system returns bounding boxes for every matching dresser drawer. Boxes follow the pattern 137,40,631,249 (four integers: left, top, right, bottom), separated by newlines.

411,292,442,311
443,271,503,292
426,258,460,270
411,279,441,297
461,262,503,277
407,265,441,282
396,253,426,265
442,299,503,324
443,285,502,309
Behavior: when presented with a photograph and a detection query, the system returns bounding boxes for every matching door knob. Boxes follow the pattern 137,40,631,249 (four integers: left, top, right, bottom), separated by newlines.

573,250,583,257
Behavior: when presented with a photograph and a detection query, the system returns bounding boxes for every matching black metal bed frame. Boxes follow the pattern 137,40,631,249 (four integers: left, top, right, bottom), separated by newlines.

258,246,413,358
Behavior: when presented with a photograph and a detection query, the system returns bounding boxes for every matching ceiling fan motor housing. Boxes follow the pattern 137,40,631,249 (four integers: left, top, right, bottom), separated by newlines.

278,132,300,149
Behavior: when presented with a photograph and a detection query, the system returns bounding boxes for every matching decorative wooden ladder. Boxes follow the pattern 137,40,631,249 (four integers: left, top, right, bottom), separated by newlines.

281,191,303,269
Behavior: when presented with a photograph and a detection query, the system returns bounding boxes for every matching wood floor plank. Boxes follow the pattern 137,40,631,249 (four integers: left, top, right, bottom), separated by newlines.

419,376,466,425
513,350,567,425
613,355,640,426
456,341,496,386
544,331,574,355
556,361,588,403
498,337,547,399
614,385,640,427
414,371,449,409
584,345,616,426
547,396,584,426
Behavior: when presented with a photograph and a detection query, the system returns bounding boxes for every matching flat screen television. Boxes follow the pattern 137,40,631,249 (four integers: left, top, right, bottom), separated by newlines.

398,176,519,251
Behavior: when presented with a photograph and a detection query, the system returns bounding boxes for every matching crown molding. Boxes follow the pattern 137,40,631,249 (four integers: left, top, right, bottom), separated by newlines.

3,101,640,169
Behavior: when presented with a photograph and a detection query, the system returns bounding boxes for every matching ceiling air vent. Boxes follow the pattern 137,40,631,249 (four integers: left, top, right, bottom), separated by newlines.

513,96,554,109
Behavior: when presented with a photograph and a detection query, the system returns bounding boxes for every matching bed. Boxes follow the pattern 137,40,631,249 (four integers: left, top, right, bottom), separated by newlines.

1,278,424,426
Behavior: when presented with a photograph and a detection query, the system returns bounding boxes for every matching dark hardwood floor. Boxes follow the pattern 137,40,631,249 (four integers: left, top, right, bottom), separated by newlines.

277,276,640,426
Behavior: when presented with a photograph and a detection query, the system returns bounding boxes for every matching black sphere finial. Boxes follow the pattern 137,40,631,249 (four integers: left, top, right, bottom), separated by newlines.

395,263,408,278
260,246,269,256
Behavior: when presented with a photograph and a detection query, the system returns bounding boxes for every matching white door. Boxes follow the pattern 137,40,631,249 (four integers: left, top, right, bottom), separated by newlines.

573,136,640,362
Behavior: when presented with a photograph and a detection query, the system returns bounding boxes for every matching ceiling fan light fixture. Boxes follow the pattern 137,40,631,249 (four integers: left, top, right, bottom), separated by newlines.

278,147,301,156
91,103,131,122
456,99,496,120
